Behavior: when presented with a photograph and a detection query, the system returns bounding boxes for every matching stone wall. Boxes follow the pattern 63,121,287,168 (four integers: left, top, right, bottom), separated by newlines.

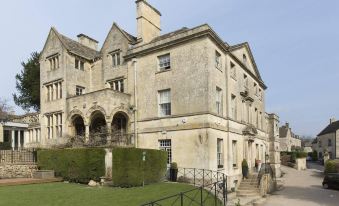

0,164,37,178
295,158,306,171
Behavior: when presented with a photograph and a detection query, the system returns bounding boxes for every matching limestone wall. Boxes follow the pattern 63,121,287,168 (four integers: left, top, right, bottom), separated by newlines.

0,164,38,178
295,158,306,171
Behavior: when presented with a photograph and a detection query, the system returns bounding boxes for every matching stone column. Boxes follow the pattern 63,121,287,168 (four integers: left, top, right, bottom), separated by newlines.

106,122,112,143
85,125,90,142
11,130,15,151
19,130,23,149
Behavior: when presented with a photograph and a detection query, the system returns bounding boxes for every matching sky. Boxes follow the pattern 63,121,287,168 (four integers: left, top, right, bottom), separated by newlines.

0,0,338,137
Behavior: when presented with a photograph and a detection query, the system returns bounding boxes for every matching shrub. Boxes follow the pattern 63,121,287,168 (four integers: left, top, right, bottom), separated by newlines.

0,142,11,150
290,152,297,163
242,159,248,168
37,148,106,183
325,160,338,174
170,162,178,169
112,148,167,187
296,152,308,158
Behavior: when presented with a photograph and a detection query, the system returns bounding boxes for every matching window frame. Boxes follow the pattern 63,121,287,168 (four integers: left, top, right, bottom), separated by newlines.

215,51,222,69
217,138,224,169
159,139,172,164
108,78,125,93
232,140,238,168
158,54,171,71
111,51,121,67
216,87,222,115
76,86,85,96
158,89,171,117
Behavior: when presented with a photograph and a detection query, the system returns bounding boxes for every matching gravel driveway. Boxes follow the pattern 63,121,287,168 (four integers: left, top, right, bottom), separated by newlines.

262,162,339,206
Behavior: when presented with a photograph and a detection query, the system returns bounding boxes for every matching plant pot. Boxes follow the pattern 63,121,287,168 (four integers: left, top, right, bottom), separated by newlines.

169,169,178,182
242,167,248,178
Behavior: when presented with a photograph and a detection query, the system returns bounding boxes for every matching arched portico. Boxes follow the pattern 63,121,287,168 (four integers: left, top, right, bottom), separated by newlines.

89,111,107,135
72,115,86,137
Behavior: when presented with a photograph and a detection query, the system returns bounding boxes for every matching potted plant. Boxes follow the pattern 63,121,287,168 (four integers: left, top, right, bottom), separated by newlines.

242,159,249,179
169,162,178,182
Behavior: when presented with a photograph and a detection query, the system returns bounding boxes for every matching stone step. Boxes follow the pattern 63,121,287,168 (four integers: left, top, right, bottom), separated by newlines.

238,186,259,191
237,188,260,193
236,191,260,197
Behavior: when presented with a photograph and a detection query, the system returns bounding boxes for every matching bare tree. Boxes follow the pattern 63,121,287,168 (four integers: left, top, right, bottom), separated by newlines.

0,98,14,123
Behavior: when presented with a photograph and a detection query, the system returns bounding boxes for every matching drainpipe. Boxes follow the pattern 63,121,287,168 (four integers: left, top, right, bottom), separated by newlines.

132,58,138,148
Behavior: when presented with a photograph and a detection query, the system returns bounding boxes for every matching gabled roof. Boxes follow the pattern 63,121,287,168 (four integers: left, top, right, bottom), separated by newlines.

100,23,137,53
318,120,339,136
44,27,101,61
228,42,266,89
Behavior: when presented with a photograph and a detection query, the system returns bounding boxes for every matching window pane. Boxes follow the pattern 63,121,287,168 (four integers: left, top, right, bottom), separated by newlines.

75,59,79,69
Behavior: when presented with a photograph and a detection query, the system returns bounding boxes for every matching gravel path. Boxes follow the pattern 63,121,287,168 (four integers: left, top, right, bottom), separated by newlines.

262,162,339,206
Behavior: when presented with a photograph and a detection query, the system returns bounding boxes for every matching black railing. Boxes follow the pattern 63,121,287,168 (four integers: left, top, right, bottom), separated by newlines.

0,149,37,164
142,168,227,206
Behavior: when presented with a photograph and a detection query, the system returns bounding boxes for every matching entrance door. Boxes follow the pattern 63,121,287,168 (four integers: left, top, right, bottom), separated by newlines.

248,141,252,168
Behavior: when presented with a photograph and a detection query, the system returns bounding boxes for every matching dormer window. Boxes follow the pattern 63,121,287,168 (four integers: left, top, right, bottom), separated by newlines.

75,58,84,71
158,54,171,71
48,55,59,71
111,51,121,67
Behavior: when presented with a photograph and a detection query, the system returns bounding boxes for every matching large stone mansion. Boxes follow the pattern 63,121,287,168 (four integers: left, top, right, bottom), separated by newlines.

0,0,281,187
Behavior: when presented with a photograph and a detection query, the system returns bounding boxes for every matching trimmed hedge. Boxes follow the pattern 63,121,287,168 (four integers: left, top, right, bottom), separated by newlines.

281,151,307,163
37,148,106,183
0,142,11,150
112,148,167,187
325,160,338,174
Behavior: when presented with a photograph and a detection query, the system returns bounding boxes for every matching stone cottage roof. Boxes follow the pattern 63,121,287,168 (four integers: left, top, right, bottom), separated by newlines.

56,31,101,60
318,120,339,136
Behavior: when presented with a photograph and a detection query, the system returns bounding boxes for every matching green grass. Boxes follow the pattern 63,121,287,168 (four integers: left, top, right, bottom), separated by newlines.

0,182,204,206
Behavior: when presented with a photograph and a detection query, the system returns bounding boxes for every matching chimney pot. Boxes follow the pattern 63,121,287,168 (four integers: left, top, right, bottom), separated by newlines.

330,118,336,124
77,34,98,50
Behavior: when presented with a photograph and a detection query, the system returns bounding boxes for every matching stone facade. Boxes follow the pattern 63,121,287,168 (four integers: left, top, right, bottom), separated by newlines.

279,123,301,152
314,118,339,160
0,164,37,178
12,0,280,187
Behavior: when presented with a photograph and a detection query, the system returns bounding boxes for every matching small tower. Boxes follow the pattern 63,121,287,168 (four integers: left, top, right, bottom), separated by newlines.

267,113,281,178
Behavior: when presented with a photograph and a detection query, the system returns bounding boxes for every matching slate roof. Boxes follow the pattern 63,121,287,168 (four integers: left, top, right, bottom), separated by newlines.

57,33,101,60
150,27,189,43
318,120,339,136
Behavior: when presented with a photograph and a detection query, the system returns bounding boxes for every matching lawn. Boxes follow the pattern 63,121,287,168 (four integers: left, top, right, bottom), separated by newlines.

0,182,202,206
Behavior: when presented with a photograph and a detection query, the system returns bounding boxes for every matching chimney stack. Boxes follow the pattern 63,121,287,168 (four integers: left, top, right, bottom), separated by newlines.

77,34,98,50
285,122,289,128
330,118,336,124
136,0,161,43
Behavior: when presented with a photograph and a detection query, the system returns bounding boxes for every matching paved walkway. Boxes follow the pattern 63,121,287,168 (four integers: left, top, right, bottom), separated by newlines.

263,162,339,206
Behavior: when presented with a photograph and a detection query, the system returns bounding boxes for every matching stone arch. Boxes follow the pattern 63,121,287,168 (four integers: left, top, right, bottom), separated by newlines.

86,105,109,125
68,109,87,125
68,109,87,137
89,110,107,134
